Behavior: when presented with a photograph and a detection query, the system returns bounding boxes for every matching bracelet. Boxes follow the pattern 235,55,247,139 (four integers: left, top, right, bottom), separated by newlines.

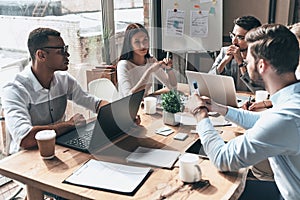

195,106,209,114
262,100,267,108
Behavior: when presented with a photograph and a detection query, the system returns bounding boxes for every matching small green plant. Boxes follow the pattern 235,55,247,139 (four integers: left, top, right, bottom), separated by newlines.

161,90,182,113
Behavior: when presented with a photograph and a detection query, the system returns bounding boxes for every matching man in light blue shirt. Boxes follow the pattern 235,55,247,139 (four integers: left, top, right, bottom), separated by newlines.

189,24,300,199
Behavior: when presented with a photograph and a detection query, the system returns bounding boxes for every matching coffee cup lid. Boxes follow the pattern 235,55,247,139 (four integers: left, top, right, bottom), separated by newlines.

35,130,56,140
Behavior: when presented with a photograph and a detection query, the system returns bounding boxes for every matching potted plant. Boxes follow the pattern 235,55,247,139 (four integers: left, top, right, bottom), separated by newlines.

161,89,183,126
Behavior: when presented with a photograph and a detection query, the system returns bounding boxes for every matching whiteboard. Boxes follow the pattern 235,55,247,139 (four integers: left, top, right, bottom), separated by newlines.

161,0,223,52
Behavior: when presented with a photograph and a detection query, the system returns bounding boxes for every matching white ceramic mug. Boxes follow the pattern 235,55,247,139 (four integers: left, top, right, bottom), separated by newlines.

144,96,157,114
35,130,56,159
179,153,202,183
255,90,269,102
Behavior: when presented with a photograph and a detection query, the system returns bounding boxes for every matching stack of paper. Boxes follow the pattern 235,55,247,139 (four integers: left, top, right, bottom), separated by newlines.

175,112,232,126
126,147,180,169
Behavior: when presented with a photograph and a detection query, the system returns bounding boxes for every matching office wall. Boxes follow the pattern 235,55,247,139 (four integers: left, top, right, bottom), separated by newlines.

223,0,295,39
223,0,269,38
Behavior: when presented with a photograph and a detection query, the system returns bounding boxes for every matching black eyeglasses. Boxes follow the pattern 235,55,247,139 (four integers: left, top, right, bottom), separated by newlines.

41,45,69,55
229,32,245,41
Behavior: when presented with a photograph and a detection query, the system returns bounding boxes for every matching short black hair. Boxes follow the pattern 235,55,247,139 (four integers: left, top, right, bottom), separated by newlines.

234,16,262,31
27,27,61,61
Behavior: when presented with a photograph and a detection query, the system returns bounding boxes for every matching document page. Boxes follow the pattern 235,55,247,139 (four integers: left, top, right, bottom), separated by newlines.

126,147,180,169
175,112,232,126
64,159,151,194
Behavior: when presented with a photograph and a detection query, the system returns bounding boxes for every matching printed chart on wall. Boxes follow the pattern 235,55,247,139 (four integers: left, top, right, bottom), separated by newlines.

161,0,223,52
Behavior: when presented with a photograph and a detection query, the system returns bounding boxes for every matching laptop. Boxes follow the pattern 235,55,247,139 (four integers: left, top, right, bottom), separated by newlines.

56,89,145,153
185,71,238,107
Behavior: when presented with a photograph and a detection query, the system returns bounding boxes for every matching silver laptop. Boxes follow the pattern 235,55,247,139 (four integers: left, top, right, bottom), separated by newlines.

185,71,238,107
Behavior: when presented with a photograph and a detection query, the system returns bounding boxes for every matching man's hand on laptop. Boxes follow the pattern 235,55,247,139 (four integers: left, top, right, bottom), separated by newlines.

69,113,86,128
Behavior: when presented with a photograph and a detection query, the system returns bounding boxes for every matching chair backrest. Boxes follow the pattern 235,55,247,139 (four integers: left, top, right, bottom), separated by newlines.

0,65,21,98
0,109,10,156
88,78,119,103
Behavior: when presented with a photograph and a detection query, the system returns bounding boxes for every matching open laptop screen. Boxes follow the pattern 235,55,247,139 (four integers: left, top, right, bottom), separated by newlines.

185,70,238,107
88,89,145,152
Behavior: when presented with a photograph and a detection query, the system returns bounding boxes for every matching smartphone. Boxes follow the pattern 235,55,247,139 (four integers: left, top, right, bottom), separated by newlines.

186,139,227,159
185,139,208,159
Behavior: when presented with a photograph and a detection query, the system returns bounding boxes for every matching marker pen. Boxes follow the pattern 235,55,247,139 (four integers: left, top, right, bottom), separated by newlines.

193,81,200,95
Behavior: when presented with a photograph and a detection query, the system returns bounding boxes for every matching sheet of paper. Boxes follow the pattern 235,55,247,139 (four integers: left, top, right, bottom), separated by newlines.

175,112,232,126
126,147,180,169
64,159,151,194
166,9,185,37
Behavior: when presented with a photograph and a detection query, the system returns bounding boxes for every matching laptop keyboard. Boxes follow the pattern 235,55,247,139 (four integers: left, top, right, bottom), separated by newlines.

66,130,93,149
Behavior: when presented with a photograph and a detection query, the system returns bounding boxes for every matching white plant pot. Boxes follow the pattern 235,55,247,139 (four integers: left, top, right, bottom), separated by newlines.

163,110,179,126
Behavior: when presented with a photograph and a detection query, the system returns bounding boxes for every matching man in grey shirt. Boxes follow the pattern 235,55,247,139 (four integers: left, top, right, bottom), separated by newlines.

209,16,261,91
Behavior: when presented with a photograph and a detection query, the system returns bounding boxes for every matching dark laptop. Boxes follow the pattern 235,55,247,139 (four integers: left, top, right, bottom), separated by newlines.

56,89,145,153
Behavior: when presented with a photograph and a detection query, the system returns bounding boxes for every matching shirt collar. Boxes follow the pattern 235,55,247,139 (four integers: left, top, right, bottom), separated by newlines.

270,81,300,107
25,66,58,92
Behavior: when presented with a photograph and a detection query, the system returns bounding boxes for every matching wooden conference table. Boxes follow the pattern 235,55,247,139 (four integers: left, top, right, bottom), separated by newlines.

0,87,249,200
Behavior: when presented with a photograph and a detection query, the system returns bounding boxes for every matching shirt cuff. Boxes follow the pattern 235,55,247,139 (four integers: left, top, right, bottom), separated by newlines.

196,118,215,137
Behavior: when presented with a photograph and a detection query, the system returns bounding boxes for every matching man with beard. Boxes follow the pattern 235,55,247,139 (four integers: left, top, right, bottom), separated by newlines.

209,16,261,91
188,24,300,199
2,27,108,155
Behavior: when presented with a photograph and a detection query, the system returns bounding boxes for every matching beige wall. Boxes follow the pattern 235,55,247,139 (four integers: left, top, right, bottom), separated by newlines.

223,0,296,38
223,0,269,37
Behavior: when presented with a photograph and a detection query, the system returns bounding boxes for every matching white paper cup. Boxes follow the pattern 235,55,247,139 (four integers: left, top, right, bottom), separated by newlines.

255,90,269,102
35,130,56,159
179,153,202,183
144,96,157,114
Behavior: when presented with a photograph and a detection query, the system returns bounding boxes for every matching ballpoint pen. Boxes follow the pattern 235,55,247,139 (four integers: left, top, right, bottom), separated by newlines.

246,95,252,109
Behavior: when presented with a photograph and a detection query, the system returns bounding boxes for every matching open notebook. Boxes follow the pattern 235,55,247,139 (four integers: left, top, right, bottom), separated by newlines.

64,159,151,195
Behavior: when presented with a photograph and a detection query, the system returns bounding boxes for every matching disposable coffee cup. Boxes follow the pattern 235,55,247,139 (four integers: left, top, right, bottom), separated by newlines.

255,90,269,102
35,130,56,159
144,96,157,114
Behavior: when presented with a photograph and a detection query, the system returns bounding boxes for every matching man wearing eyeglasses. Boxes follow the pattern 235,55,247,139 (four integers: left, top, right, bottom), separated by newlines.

209,16,261,91
1,27,108,155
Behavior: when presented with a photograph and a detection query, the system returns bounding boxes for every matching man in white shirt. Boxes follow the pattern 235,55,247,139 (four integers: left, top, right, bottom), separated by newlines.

2,27,108,155
189,24,300,199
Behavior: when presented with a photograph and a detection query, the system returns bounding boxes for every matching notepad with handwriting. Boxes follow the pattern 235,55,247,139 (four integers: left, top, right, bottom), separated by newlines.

64,159,151,195
126,147,180,169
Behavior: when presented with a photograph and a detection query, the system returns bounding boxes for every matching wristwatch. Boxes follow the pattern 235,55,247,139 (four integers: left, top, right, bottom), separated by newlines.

238,60,247,68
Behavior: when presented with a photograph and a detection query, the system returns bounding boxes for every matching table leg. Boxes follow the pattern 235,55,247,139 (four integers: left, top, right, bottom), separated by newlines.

26,185,43,200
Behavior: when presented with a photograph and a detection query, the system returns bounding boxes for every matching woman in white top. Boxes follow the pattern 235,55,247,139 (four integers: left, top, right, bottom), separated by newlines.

117,23,177,98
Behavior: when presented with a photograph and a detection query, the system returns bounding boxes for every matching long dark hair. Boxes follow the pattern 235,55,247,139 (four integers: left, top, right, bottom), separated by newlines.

119,23,151,61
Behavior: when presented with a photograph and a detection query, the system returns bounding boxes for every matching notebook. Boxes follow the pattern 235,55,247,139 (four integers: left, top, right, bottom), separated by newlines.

64,159,151,195
185,71,238,107
56,89,145,153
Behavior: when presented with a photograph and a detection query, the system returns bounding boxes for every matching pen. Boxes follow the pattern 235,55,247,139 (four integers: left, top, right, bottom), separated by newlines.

246,95,252,110
166,51,170,59
193,81,201,96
